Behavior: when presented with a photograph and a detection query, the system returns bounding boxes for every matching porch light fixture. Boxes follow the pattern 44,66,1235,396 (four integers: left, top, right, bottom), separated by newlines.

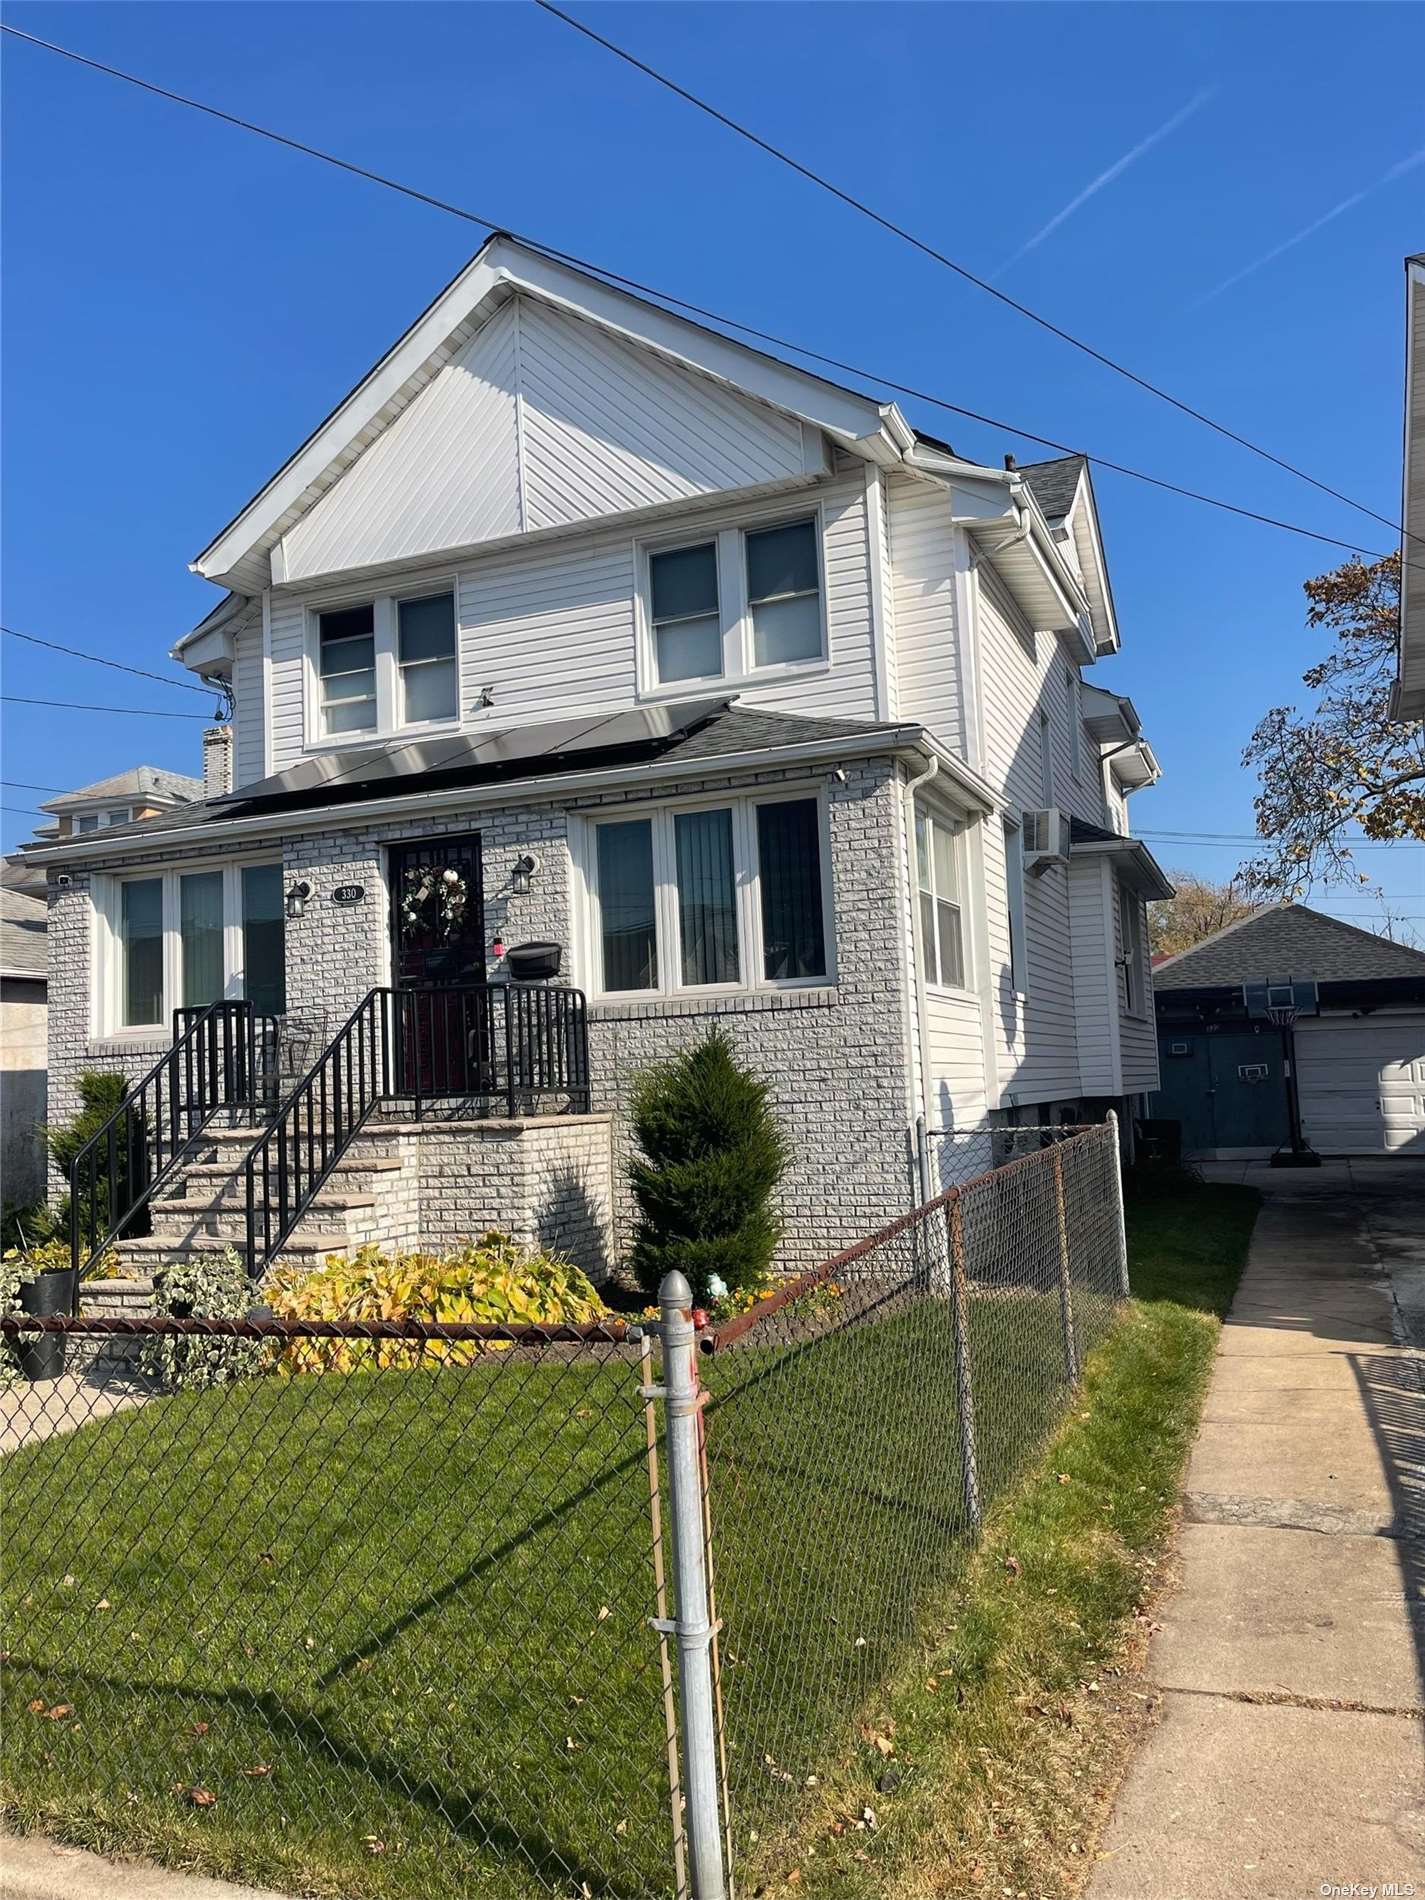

512,852,540,895
286,879,312,920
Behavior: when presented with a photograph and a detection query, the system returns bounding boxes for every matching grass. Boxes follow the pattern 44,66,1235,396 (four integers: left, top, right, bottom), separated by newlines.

0,1177,1258,1900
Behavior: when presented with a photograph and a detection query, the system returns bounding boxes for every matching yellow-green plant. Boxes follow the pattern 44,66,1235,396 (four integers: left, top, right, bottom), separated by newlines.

2,1236,120,1282
267,1232,608,1372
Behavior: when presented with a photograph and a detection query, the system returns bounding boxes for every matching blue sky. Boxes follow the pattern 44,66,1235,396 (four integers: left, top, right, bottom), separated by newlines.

3,1,1422,931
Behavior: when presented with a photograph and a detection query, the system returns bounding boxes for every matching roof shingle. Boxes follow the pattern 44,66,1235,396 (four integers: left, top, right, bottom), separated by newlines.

1153,903,1425,989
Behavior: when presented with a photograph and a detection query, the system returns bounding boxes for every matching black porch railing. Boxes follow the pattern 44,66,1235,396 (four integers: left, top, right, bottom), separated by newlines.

68,1000,274,1290
243,984,590,1279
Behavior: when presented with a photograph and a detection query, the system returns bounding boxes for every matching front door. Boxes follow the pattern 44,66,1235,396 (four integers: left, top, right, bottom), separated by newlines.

389,834,486,1095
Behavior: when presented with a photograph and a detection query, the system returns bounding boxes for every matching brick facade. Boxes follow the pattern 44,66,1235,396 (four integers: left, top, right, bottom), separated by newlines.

45,756,918,1269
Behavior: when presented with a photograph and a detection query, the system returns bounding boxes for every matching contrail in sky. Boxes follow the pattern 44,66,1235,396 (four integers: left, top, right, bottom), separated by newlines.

1191,145,1425,309
992,88,1216,278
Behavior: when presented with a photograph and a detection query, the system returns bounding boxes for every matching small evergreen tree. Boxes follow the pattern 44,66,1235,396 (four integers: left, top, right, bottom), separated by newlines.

627,1030,788,1301
44,1072,150,1238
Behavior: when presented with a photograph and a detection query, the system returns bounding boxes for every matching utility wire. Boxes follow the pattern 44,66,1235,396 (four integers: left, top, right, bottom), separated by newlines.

0,695,210,720
0,20,1410,571
533,0,1416,547
0,780,66,794
0,624,212,695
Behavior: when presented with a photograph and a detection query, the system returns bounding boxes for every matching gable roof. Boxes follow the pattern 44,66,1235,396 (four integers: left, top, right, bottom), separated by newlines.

38,766,202,814
1020,456,1086,520
0,887,47,981
1153,902,1425,989
1019,454,1118,654
191,234,920,596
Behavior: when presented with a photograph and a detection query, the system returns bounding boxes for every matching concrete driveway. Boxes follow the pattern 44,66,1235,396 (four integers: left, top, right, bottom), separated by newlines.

1089,1160,1425,1900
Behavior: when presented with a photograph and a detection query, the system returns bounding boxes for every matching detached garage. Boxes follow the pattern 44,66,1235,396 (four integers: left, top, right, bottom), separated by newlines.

1152,904,1425,1160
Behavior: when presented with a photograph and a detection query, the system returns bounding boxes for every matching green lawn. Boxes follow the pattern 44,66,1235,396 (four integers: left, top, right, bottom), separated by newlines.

0,1196,1218,1900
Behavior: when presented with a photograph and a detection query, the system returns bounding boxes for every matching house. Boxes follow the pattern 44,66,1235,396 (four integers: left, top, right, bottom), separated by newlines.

1153,903,1425,1157
28,764,205,841
1394,253,1425,718
27,234,1168,1279
0,886,49,1207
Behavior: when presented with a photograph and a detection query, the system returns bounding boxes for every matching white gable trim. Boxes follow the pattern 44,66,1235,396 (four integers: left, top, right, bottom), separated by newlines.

192,236,908,594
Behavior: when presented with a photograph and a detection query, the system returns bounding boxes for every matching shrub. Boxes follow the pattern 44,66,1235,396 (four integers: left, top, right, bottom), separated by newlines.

141,1247,268,1391
267,1233,608,1372
1,1200,60,1253
43,1072,151,1242
1,1235,119,1282
627,1029,788,1302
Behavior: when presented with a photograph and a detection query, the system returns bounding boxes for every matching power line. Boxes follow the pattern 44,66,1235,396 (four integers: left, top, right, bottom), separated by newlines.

1139,832,1414,851
533,0,1415,548
0,779,65,794
0,624,213,696
0,695,210,720
0,21,1410,572
1,806,44,818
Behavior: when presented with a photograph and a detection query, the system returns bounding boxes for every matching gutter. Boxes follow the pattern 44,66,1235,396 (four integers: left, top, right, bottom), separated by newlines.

24,724,996,868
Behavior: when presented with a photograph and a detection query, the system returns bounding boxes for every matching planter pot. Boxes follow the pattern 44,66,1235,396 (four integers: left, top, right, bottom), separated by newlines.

17,1268,76,1383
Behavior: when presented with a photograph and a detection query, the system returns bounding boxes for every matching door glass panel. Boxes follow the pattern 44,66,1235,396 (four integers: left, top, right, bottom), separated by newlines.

241,865,286,1016
756,798,826,981
596,821,658,992
675,808,739,986
180,871,225,1007
120,879,163,1026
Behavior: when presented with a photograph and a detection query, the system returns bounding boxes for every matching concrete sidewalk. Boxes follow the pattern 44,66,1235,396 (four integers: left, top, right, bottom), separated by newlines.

0,1833,276,1899
1089,1161,1425,1900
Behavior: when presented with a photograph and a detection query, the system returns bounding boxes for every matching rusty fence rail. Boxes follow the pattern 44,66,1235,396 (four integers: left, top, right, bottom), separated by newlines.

1,1120,1128,1900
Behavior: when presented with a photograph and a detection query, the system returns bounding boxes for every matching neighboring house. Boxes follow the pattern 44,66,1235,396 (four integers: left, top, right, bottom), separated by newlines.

0,887,49,1206
27,234,1168,1274
28,764,205,842
1153,903,1425,1157
1396,253,1425,718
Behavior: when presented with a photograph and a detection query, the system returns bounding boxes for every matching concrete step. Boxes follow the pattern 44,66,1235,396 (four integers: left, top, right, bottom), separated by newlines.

155,1155,404,1202
116,1232,353,1264
148,1203,375,1244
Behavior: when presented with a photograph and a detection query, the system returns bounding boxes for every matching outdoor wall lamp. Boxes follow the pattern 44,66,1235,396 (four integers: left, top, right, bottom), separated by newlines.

512,852,541,895
286,879,313,920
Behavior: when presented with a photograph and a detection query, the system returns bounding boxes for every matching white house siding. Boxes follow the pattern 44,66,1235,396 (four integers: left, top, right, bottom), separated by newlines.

230,618,266,789
261,467,880,779
1067,856,1117,1095
924,991,988,1132
277,293,811,586
887,474,966,755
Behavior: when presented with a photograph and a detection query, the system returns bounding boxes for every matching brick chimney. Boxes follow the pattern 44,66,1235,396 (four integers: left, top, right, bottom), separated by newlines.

202,725,234,800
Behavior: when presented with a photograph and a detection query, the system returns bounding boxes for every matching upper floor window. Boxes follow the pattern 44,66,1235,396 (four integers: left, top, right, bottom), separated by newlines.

1068,669,1084,781
76,808,133,833
1118,881,1144,1015
584,791,830,999
312,588,458,741
1003,819,1028,995
915,808,968,990
642,514,826,692
1037,708,1054,808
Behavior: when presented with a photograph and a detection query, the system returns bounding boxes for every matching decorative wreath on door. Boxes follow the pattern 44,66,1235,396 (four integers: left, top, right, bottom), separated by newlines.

400,864,470,941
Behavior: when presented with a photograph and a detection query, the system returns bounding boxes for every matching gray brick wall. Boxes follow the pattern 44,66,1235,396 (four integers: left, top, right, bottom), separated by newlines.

45,756,917,1268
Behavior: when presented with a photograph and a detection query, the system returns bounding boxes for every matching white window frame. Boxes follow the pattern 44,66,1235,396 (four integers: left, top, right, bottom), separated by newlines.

303,578,461,748
574,784,835,1002
915,803,972,994
1068,668,1084,782
1037,707,1055,809
635,504,829,698
1003,818,1028,997
1118,880,1145,1016
93,857,285,1038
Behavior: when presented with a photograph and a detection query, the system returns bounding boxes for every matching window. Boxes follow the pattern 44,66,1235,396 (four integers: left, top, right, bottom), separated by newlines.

75,808,131,834
915,808,967,989
120,878,164,1027
312,588,459,740
1119,882,1144,1014
1038,708,1055,809
398,593,458,725
1068,670,1084,781
104,863,285,1033
586,793,829,997
1003,819,1027,994
650,543,722,683
643,513,825,689
746,520,821,667
318,602,377,735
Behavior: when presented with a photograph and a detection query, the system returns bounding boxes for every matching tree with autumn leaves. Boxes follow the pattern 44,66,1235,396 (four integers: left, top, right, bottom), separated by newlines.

1241,551,1423,895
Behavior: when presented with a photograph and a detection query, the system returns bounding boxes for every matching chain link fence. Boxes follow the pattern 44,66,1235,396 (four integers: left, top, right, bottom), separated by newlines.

923,1119,1099,1195
1,1120,1127,1900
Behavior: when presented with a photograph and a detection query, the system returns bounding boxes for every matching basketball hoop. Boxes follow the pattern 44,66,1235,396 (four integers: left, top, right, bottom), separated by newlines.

1265,1003,1299,1030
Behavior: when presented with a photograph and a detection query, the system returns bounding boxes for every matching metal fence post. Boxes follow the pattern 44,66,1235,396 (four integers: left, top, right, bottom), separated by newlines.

658,1272,728,1900
944,1192,982,1533
1105,1110,1131,1297
1050,1147,1080,1383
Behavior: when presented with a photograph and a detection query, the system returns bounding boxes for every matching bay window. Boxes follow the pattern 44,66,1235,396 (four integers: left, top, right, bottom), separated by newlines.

106,862,286,1033
642,512,826,691
915,808,967,990
586,792,831,998
311,586,459,740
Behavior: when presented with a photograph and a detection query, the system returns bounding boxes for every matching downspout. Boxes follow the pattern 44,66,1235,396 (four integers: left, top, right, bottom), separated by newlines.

903,753,939,1205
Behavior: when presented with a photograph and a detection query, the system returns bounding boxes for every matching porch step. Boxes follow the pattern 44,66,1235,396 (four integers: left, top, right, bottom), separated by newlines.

157,1155,404,1204
149,1195,375,1239
115,1232,356,1263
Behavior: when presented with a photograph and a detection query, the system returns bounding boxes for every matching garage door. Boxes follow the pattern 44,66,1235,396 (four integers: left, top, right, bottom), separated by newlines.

1295,1014,1425,1155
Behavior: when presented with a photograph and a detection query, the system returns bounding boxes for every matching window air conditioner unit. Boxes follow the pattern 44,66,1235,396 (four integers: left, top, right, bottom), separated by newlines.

1022,806,1070,874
